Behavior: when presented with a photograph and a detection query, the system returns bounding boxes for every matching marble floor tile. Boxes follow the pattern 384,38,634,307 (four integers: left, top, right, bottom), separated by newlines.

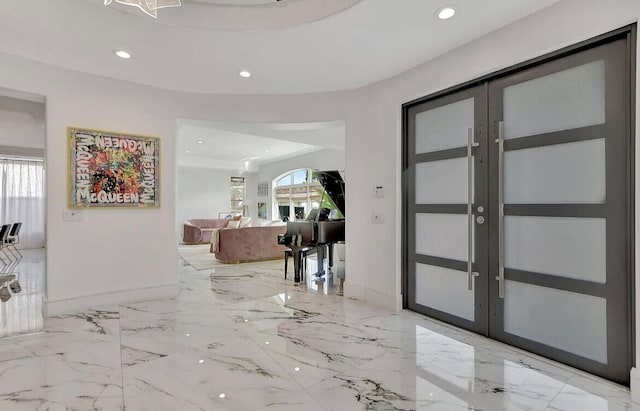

123,336,303,411
0,245,636,410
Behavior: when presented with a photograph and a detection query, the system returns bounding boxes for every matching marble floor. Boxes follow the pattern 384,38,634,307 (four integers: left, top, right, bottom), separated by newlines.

0,246,636,410
0,248,44,337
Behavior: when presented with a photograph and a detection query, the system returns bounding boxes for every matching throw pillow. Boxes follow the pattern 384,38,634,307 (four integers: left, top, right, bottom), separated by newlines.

239,217,251,228
227,220,240,228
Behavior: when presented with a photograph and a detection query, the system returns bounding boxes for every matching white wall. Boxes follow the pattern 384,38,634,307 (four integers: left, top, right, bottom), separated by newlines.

1,63,183,314
246,148,345,220
176,167,239,238
0,95,45,151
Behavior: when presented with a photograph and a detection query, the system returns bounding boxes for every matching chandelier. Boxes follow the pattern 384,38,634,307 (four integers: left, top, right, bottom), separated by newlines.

103,0,182,19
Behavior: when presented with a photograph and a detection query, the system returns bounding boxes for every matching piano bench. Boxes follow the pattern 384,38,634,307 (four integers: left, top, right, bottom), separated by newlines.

284,247,316,281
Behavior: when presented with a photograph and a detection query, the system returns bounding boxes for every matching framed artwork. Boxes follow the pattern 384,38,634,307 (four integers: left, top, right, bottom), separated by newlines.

68,127,160,208
257,202,267,219
257,182,268,197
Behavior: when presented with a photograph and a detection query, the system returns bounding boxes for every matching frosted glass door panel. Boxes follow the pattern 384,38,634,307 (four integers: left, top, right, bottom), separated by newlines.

504,216,605,283
504,139,605,204
416,213,473,262
416,263,474,321
503,60,605,139
415,158,471,204
415,98,474,154
504,281,607,363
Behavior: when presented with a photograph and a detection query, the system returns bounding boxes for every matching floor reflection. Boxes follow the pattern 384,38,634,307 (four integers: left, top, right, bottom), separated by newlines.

0,248,44,337
412,324,634,410
303,253,344,296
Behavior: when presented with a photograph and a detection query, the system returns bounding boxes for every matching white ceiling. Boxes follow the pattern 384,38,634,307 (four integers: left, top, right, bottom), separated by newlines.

0,0,560,95
177,119,345,172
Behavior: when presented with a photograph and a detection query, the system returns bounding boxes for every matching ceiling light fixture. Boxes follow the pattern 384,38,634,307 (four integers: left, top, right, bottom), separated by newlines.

115,50,131,59
239,70,251,78
197,140,204,144
185,150,191,154
103,0,182,19
437,6,455,20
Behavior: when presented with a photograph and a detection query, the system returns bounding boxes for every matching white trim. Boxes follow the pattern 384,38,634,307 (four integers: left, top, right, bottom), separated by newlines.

344,283,398,312
631,367,640,404
44,283,178,316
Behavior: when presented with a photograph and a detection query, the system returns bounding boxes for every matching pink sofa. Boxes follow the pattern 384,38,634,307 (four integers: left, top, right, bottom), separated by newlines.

215,225,288,263
182,219,229,244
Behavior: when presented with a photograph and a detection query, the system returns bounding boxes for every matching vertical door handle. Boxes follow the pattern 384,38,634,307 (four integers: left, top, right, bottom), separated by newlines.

467,128,480,291
495,121,505,298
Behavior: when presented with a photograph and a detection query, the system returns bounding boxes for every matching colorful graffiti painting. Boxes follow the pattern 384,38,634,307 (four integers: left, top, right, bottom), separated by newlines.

68,127,160,208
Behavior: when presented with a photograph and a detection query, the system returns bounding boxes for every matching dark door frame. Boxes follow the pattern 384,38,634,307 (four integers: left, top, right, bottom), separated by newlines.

402,24,636,384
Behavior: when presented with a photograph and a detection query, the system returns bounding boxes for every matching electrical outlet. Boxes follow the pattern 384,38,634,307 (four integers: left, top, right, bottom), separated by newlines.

63,210,82,222
372,213,385,224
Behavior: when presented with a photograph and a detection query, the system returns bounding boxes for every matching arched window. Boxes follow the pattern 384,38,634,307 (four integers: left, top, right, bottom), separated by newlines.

272,169,322,221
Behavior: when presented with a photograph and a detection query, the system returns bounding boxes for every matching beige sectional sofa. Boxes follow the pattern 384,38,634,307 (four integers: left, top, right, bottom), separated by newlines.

182,219,229,244
214,225,288,264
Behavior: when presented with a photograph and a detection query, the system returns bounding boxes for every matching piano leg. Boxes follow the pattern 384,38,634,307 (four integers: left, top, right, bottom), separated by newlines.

293,248,302,284
328,243,334,269
315,246,326,278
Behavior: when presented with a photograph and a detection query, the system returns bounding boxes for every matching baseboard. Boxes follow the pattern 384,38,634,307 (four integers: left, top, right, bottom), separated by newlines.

44,283,178,317
631,367,640,404
344,283,397,311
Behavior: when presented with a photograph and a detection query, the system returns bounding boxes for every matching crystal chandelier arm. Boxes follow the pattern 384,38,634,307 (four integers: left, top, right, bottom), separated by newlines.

107,0,182,18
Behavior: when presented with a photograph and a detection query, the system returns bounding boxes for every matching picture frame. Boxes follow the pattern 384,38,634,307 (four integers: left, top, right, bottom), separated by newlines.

257,202,267,219
68,127,160,209
257,182,268,197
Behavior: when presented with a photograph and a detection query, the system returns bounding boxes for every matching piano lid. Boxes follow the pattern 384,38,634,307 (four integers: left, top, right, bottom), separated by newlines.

318,170,345,216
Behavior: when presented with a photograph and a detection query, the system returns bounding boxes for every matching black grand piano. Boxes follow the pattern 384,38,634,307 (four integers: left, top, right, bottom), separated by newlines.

278,170,345,284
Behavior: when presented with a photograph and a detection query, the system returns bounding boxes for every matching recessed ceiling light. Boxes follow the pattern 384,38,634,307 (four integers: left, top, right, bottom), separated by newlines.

115,50,131,59
239,70,251,78
198,359,204,364
197,140,204,144
437,6,455,20
185,150,191,154
218,393,226,399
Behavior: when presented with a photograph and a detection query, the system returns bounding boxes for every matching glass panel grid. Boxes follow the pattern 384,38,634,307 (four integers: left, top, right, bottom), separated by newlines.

416,213,474,262
504,216,606,283
504,280,607,363
504,139,605,204
415,157,472,205
503,60,605,139
415,98,474,154
415,263,474,321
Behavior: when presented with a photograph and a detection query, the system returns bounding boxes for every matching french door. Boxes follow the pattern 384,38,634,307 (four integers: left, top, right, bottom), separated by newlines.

404,32,633,384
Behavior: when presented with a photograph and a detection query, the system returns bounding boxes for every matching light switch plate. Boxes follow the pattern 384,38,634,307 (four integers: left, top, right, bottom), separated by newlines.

374,186,385,198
